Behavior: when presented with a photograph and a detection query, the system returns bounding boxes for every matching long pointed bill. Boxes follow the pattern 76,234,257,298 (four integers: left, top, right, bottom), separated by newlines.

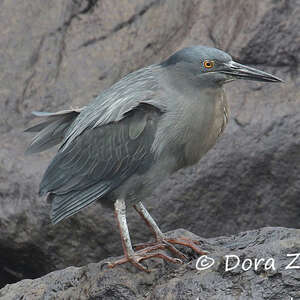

221,61,283,82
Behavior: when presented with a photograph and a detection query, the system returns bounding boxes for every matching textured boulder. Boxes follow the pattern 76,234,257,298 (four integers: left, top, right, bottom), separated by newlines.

0,0,299,288
1,227,300,299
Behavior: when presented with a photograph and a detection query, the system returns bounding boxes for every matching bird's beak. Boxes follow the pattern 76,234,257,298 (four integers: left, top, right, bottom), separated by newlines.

221,61,283,82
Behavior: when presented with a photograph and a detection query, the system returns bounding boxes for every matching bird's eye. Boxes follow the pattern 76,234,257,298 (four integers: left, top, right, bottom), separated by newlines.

203,60,215,69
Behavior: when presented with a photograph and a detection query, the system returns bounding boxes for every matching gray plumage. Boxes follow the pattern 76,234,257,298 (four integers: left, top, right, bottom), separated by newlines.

25,46,282,269
25,109,83,154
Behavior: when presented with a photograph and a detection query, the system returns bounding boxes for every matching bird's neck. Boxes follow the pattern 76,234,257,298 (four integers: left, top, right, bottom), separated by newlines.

154,65,229,167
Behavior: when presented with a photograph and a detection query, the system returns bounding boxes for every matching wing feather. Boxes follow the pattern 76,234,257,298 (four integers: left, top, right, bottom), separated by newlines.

61,65,166,150
40,104,163,223
25,108,84,154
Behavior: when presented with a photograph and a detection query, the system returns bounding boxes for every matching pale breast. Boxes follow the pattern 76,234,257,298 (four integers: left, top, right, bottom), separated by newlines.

183,88,229,166
151,86,230,171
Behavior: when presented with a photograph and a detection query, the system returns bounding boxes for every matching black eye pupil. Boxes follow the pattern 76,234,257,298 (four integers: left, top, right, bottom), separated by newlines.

204,60,214,68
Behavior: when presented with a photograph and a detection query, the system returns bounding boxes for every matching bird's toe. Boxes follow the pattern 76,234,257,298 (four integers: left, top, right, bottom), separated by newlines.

165,236,207,256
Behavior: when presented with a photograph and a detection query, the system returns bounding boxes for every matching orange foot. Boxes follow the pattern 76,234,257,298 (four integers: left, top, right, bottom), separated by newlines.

106,244,183,273
134,236,207,257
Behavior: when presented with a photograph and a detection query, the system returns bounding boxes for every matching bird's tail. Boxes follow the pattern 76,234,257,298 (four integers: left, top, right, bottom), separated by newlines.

25,108,84,154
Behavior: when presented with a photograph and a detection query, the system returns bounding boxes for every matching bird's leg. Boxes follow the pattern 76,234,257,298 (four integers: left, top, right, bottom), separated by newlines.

133,202,187,260
106,199,182,272
133,202,207,257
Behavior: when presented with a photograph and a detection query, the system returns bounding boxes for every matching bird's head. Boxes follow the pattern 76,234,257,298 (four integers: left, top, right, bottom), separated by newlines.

161,46,282,86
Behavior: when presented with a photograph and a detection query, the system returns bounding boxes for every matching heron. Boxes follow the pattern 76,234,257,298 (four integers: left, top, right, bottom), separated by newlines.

25,46,282,272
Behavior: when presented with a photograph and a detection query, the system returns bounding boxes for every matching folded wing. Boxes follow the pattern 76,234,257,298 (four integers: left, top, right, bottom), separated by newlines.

39,104,162,224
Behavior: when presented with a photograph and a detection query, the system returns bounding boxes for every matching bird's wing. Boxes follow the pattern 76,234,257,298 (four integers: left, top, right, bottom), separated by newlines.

40,103,163,224
61,65,166,150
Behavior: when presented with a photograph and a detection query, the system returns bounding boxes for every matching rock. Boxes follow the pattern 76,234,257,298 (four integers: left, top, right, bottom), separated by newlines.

0,0,299,288
1,227,300,300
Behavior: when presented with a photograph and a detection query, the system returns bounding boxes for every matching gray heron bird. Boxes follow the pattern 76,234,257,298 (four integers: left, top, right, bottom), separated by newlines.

25,45,282,272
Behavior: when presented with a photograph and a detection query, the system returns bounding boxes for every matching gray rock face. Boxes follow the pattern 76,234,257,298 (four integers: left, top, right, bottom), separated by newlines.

1,228,299,300
0,0,299,288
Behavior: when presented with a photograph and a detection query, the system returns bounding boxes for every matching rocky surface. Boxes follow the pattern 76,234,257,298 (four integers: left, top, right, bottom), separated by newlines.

1,227,300,300
0,0,299,288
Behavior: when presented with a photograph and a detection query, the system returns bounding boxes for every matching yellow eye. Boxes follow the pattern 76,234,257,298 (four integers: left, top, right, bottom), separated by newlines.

204,60,215,69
